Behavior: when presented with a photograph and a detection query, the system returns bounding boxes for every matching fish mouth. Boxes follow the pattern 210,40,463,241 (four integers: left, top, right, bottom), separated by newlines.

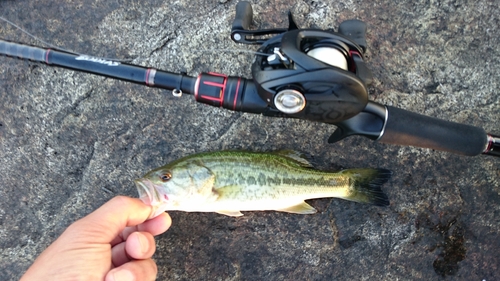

134,178,161,206
134,178,169,218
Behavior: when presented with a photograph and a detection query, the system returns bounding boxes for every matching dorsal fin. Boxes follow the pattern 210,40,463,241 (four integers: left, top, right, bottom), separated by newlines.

274,150,314,168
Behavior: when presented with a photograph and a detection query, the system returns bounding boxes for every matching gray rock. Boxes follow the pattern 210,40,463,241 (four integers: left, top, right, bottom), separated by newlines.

0,0,499,280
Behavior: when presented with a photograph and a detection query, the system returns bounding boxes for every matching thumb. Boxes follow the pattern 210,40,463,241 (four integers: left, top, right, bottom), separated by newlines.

77,196,155,243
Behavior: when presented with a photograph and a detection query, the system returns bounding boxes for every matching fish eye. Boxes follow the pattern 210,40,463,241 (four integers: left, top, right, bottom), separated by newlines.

160,172,172,182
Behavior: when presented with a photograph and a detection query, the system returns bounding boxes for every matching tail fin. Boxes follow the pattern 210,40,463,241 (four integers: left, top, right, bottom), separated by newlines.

341,168,391,206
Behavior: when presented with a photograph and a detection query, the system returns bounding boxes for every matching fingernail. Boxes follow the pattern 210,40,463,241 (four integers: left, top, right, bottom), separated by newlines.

137,233,149,254
110,269,134,281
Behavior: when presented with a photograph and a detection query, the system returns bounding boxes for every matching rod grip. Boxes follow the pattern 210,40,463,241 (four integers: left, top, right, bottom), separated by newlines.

379,106,487,156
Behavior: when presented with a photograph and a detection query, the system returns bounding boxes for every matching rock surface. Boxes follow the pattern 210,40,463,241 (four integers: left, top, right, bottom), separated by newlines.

0,0,499,280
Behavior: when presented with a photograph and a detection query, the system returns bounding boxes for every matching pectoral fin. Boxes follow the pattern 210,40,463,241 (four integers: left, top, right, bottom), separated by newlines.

216,210,244,217
277,202,317,214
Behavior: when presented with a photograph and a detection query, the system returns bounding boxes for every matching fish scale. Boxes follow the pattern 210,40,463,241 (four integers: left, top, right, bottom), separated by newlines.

206,158,349,195
135,151,391,217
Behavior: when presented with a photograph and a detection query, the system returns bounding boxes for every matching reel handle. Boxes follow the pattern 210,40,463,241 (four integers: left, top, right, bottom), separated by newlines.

229,1,290,44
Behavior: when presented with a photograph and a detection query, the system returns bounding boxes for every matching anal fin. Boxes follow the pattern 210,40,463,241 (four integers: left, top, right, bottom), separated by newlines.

216,210,244,217
277,202,317,214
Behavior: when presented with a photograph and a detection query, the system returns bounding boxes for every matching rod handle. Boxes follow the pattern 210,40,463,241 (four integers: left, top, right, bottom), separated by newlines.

379,106,488,156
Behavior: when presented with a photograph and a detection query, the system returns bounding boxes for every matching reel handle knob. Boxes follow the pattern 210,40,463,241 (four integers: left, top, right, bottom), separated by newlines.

231,1,253,42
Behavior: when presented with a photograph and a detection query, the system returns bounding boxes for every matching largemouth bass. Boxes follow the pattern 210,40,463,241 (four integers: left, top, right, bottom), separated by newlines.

135,151,391,217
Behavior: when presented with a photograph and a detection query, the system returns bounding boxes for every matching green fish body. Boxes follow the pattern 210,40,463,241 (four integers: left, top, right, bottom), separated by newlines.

135,151,391,217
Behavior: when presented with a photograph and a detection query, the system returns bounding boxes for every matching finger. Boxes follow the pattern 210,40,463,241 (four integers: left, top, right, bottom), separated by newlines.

77,196,155,243
110,212,171,246
137,212,172,236
111,232,156,266
105,259,157,281
109,226,137,247
125,232,156,260
111,242,129,267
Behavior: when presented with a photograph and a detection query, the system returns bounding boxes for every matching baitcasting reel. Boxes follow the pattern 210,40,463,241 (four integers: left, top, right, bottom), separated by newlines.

231,1,373,124
0,1,498,156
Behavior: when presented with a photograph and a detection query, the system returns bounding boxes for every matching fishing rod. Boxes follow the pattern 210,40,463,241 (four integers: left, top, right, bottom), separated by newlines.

1,1,498,157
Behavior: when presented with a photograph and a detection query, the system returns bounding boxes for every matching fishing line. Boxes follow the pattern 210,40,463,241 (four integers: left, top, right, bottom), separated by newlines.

190,48,270,57
0,15,135,62
0,16,64,52
0,15,269,68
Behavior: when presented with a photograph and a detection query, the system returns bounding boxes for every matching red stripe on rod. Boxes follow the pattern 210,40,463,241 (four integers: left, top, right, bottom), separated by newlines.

203,81,224,87
201,95,222,102
45,49,51,64
233,78,241,110
145,68,151,86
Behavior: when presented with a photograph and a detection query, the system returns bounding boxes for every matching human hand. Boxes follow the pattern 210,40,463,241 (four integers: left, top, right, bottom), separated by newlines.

20,196,171,281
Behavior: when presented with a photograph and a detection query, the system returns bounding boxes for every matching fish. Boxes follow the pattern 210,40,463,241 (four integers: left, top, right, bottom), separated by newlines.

134,150,391,217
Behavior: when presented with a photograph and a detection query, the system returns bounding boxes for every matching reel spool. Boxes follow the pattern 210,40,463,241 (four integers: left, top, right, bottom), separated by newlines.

306,46,348,70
